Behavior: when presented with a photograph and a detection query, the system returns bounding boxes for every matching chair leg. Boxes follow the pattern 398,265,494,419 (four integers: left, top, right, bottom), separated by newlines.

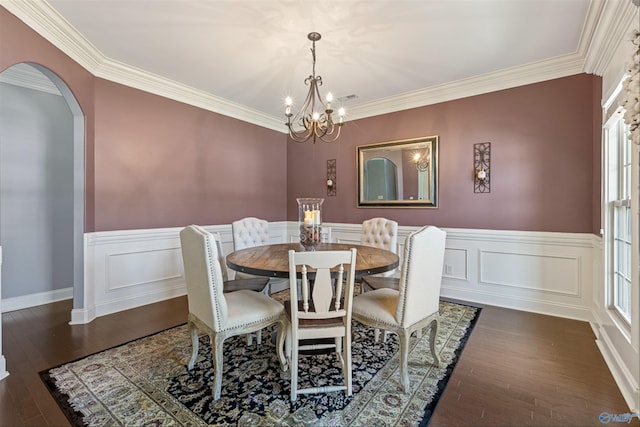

290,337,299,402
398,330,411,393
284,326,292,361
276,319,288,372
429,319,440,367
335,337,344,366
344,333,353,396
187,321,199,370
212,333,224,401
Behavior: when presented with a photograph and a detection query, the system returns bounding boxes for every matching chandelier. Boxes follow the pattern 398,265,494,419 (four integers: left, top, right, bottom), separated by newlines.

285,32,344,143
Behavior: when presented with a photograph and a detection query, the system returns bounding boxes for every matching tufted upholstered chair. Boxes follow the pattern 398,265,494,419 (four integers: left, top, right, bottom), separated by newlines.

232,217,269,250
359,217,398,252
283,248,357,402
232,216,289,294
359,217,399,282
352,225,446,393
179,225,288,400
358,218,401,341
232,217,270,282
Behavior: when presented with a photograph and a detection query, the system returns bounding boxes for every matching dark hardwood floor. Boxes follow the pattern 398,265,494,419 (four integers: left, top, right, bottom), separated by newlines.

0,296,635,426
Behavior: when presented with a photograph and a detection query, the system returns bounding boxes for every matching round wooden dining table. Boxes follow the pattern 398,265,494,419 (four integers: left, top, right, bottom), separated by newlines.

226,242,399,279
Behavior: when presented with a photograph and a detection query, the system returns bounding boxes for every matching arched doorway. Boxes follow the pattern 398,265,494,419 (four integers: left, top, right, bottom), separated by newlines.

364,157,398,201
0,62,85,323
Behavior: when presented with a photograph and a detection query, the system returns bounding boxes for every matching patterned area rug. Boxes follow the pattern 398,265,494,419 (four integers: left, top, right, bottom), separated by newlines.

41,300,480,426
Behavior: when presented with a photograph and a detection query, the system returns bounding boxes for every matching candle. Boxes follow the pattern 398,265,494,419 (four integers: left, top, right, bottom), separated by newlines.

313,210,321,225
304,210,313,226
285,96,292,116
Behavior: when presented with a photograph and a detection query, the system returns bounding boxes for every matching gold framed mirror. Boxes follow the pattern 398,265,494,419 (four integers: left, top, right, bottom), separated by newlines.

357,136,438,208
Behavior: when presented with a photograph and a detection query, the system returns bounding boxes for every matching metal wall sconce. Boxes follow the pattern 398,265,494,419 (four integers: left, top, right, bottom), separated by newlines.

327,159,336,196
473,142,491,193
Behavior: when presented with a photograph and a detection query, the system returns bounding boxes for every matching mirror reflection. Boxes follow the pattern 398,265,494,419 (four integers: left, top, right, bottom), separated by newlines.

357,136,438,208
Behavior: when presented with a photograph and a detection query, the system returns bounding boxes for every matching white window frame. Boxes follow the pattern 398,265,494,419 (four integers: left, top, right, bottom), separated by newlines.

603,102,638,336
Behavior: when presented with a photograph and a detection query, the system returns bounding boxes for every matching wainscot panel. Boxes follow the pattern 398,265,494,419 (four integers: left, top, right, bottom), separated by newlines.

79,223,594,324
80,222,289,323
323,224,595,322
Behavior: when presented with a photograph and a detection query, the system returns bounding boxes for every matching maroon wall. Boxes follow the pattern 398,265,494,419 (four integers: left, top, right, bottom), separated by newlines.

1,7,287,232
1,7,97,230
287,74,602,234
2,6,602,234
93,79,286,231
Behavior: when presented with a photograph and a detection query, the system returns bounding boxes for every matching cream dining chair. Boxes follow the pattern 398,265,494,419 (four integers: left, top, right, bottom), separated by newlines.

359,217,399,285
359,217,400,342
232,216,288,289
284,248,357,402
211,230,270,345
352,225,446,393
179,225,288,401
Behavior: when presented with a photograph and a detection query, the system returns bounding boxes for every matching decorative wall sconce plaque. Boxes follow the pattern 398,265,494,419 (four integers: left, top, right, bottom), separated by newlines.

474,142,491,193
327,159,336,196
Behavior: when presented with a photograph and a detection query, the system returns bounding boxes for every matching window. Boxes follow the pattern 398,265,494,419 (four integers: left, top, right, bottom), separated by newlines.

604,109,633,324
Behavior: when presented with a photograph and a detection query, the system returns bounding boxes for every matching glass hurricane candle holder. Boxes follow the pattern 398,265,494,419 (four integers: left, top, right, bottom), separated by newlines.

297,198,324,251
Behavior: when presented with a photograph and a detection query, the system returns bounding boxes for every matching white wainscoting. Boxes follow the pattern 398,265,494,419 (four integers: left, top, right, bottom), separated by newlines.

78,222,597,324
326,223,596,322
77,222,289,323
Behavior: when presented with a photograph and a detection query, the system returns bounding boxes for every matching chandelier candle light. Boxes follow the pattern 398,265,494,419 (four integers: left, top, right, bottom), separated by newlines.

285,32,344,144
297,198,324,250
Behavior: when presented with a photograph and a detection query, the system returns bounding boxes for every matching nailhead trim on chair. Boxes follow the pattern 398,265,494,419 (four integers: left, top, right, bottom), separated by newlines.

202,228,226,330
395,229,414,325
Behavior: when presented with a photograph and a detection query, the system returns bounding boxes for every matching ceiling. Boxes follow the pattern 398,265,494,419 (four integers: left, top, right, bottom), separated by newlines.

1,0,629,132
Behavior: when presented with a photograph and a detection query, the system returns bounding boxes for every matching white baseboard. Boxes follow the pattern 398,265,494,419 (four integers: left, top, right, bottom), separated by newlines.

0,356,8,381
591,308,640,412
595,332,640,412
69,306,96,325
1,287,72,312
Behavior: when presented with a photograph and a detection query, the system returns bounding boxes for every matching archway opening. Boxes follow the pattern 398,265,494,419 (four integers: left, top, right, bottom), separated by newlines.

0,62,85,323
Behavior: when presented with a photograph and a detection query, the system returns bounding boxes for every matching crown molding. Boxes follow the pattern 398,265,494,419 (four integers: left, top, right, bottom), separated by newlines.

95,58,286,133
1,0,624,132
1,0,103,72
346,53,585,121
583,0,639,76
1,0,286,133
